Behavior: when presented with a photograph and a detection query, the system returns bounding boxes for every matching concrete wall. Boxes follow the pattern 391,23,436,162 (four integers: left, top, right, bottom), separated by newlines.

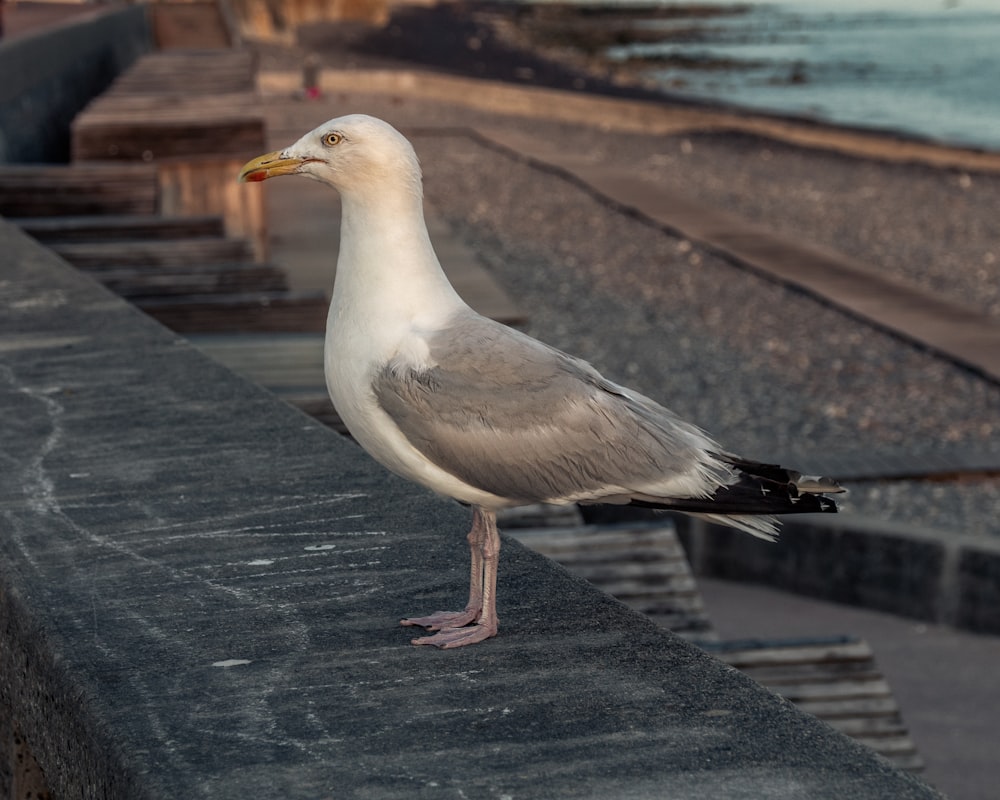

577,503,1000,636
674,513,1000,636
0,4,151,163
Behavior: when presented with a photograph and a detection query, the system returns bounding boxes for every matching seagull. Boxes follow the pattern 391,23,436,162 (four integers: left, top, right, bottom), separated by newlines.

239,115,842,649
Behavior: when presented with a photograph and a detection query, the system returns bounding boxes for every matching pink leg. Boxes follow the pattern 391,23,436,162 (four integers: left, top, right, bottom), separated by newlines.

402,507,501,648
400,509,485,630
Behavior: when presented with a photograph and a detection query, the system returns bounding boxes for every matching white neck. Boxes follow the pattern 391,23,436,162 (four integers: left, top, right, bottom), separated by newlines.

332,184,465,328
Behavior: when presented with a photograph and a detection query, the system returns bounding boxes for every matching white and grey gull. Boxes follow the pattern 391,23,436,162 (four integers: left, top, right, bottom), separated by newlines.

239,114,842,649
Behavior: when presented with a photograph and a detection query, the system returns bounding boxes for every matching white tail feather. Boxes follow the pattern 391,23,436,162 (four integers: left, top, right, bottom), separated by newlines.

690,512,779,542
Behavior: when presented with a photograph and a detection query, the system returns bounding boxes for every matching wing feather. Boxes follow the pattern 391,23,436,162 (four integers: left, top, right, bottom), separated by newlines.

373,315,730,506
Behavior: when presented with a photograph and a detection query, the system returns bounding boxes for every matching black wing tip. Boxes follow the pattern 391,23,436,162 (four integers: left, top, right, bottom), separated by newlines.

811,495,840,514
629,490,840,516
628,454,844,517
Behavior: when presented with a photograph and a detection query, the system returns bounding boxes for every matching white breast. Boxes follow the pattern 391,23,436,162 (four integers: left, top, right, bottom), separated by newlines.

323,291,510,510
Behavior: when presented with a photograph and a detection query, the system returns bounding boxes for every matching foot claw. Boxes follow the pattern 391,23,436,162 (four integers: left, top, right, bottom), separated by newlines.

410,623,498,649
400,609,479,631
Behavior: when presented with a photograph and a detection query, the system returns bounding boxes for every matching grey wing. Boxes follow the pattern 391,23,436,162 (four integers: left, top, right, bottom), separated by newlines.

372,316,731,506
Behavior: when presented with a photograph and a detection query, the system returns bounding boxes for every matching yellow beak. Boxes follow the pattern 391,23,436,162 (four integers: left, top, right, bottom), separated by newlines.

238,151,306,183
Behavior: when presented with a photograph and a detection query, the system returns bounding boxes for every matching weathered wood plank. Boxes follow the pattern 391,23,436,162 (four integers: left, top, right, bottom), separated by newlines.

511,526,689,559
736,661,885,685
707,637,924,770
853,736,922,756
847,732,922,770
73,116,266,161
795,696,902,719
564,559,698,581
830,716,911,738
107,51,256,95
497,504,585,529
137,290,329,333
617,593,706,615
151,3,235,50
766,678,896,703
710,639,877,668
79,92,259,116
68,50,266,253
94,264,288,298
508,524,716,639
0,164,158,216
50,237,254,269
72,52,264,161
15,214,226,243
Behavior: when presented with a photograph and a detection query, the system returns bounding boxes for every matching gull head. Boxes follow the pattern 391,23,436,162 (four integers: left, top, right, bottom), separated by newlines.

238,114,422,197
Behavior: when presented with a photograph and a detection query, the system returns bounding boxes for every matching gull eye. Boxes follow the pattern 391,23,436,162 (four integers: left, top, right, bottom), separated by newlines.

322,132,343,147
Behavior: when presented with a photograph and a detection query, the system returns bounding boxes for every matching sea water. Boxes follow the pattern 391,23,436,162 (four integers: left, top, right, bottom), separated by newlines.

601,0,1000,151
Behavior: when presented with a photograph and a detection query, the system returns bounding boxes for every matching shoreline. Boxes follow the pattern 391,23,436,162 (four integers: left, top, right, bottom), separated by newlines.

266,2,1000,162
259,66,1000,176
481,0,1000,156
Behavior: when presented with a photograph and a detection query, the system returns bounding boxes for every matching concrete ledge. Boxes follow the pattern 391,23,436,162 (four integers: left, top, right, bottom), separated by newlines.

0,4,151,162
0,218,940,797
